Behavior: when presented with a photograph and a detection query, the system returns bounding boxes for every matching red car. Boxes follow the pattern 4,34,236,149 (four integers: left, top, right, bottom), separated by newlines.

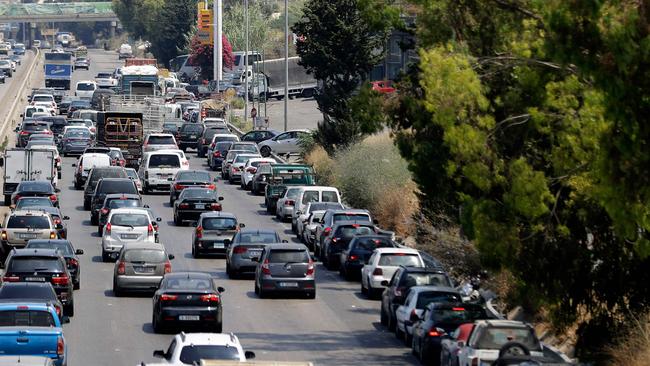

371,80,396,94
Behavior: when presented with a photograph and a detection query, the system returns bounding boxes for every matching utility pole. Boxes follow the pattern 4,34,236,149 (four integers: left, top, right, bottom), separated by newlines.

284,0,288,132
215,0,223,82
244,0,249,122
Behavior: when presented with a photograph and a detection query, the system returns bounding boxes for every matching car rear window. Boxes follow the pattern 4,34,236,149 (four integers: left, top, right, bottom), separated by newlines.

333,213,371,223
110,213,149,226
179,345,240,364
336,225,375,238
302,191,319,204
0,285,55,299
77,83,95,91
234,155,257,163
90,169,126,183
354,237,394,250
215,136,238,143
181,124,203,133
202,217,237,230
180,189,214,199
149,154,180,168
164,277,212,290
108,199,140,209
231,144,258,152
8,257,63,272
7,216,50,229
402,273,452,287
123,249,166,263
147,136,176,145
177,171,210,181
23,123,49,132
18,182,52,192
476,327,540,351
0,310,55,327
431,306,488,325
16,197,54,209
32,96,53,102
269,249,310,263
378,253,421,267
26,241,73,255
65,130,90,138
237,232,278,244
416,292,462,309
284,188,302,200
99,180,137,195
321,191,339,203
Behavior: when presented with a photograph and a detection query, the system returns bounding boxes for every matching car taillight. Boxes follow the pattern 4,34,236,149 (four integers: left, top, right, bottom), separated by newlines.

306,259,315,276
213,151,221,157
68,258,78,267
13,195,21,203
164,260,172,273
179,203,190,209
332,237,339,243
51,274,69,286
160,294,178,301
182,160,190,166
174,183,185,191
1,230,8,241
323,227,331,236
148,224,154,235
285,199,295,206
210,143,215,148
105,223,111,235
200,294,220,302
348,254,358,261
49,194,57,202
246,167,257,173
44,130,53,135
100,208,109,215
2,275,19,282
261,259,271,275
119,159,126,166
50,231,57,239
19,131,29,135
57,336,64,356
207,184,216,190
196,226,203,239
55,306,61,317
117,261,125,275
231,166,238,173
210,203,222,211
233,246,247,254
372,268,383,276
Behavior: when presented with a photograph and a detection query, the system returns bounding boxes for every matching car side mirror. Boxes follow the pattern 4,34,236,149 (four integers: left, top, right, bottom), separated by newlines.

156,217,162,222
239,223,245,228
144,205,150,208
244,351,256,360
168,254,175,260
457,341,465,348
167,178,173,181
186,156,190,160
213,177,218,182
409,312,420,323
0,158,3,167
19,114,23,118
71,163,76,167
153,350,165,358
250,257,259,262
14,126,20,132
381,280,389,286
217,286,225,293
295,211,301,215
281,239,288,243
223,239,231,245
63,216,70,220
61,315,71,324
75,249,84,255
55,189,61,193
218,196,224,201
192,222,198,227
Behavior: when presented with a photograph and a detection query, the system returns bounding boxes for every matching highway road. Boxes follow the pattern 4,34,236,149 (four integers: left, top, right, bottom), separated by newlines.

54,49,418,365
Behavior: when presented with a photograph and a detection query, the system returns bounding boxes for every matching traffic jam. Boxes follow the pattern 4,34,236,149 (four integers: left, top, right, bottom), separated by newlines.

0,44,571,366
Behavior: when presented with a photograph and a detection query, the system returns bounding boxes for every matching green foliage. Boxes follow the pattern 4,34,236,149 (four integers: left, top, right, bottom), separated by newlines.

223,1,270,52
292,0,391,153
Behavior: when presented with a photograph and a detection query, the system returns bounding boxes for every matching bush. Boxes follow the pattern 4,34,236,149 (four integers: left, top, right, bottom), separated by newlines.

304,145,337,187
607,312,650,366
230,97,245,110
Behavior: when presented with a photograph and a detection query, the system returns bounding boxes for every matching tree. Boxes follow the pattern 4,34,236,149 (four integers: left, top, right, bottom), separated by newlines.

223,1,270,52
188,34,235,80
112,0,162,40
292,0,390,153
146,0,196,67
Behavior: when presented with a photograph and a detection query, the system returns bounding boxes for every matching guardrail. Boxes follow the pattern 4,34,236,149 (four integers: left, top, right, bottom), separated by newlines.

0,48,41,143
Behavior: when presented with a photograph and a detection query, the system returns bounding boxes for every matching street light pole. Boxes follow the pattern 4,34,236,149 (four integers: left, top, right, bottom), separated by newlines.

216,0,223,82
284,0,289,132
244,0,249,122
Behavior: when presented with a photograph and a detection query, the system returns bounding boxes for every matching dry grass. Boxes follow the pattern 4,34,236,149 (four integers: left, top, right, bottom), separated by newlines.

373,181,418,236
608,312,650,366
304,145,338,187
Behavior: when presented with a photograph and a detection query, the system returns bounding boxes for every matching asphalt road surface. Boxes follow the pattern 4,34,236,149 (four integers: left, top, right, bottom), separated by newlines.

54,49,418,365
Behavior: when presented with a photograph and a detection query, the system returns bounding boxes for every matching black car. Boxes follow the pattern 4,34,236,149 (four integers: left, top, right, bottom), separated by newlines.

152,272,225,333
16,121,51,147
83,166,128,210
38,116,68,140
250,162,273,195
66,100,91,117
411,302,491,364
197,126,230,157
321,221,377,269
339,235,397,280
11,180,59,207
380,266,453,332
1,248,75,316
209,141,234,171
177,123,205,152
162,122,182,136
30,206,70,239
0,282,64,319
169,170,216,204
25,239,84,290
90,178,139,224
97,193,144,234
58,98,75,115
241,129,280,144
173,188,224,226
0,70,5,84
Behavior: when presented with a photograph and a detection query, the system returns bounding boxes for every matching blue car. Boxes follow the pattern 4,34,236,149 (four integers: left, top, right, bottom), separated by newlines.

0,302,68,366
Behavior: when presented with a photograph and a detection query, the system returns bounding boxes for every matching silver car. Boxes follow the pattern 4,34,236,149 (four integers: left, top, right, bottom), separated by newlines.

258,129,311,157
275,186,304,221
253,243,315,298
1,210,57,250
112,242,174,296
191,212,241,257
101,208,157,262
226,229,282,278
226,153,261,184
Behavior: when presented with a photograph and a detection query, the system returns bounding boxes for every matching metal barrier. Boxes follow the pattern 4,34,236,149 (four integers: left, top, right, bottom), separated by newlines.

0,48,41,142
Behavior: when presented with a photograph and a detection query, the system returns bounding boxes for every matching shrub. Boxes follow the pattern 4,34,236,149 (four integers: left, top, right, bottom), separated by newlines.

230,97,245,110
607,312,650,366
304,145,337,187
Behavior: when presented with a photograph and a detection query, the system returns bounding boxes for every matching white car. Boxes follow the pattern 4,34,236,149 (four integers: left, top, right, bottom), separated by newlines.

126,168,143,193
275,186,305,221
361,247,424,298
94,72,118,88
75,80,97,99
239,157,275,190
225,153,261,184
257,129,311,157
22,105,48,120
101,208,156,261
31,94,58,115
149,332,255,365
143,133,178,153
139,151,183,192
455,320,545,366
394,286,462,343
301,210,328,247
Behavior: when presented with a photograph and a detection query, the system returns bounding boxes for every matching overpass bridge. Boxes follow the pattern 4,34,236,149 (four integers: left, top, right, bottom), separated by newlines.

0,2,117,23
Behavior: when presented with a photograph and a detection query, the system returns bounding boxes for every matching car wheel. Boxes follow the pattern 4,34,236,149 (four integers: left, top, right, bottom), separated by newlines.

73,279,80,290
90,214,98,225
361,278,368,295
169,195,174,205
191,243,197,258
64,301,74,317
143,183,150,194
112,281,122,297
306,290,316,299
152,313,162,333
58,171,62,179
198,149,205,158
291,221,297,233
395,322,404,340
98,225,103,236
387,311,396,331
405,330,413,347
214,320,223,333
4,195,11,206
226,263,236,278
260,146,271,157
101,248,110,262
83,198,90,210
174,213,181,226
74,181,81,190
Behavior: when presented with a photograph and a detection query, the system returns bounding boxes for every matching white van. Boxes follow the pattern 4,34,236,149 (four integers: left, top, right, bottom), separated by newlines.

290,186,342,225
75,80,97,99
229,51,262,74
73,153,111,188
138,151,183,192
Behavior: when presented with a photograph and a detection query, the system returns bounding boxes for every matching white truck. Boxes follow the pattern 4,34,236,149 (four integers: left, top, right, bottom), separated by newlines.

1,149,58,205
119,43,134,60
250,57,317,100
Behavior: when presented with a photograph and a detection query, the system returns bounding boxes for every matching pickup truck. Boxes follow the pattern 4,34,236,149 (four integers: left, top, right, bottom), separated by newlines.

0,303,69,366
264,164,315,213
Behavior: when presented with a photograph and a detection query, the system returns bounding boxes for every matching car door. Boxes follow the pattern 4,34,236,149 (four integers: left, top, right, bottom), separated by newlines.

273,132,293,153
396,291,414,330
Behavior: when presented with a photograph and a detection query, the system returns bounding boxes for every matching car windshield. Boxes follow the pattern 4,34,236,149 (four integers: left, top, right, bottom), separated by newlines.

333,213,371,223
149,154,180,168
108,199,141,209
123,249,166,263
269,249,310,263
236,232,278,244
177,171,210,181
110,213,149,226
126,170,138,179
164,277,212,290
0,310,55,327
179,345,241,363
180,189,214,199
431,306,488,325
27,241,73,255
302,191,319,204
77,83,95,91
378,253,421,267
8,257,63,272
202,217,237,230
354,237,394,250
403,273,452,287
16,197,54,209
147,136,175,145
215,142,233,151
7,216,50,229
416,292,462,309
475,327,540,351
321,191,339,203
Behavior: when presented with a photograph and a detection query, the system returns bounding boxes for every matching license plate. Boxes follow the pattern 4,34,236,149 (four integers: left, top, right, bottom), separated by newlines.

190,135,197,139
278,282,298,288
135,266,154,273
179,315,200,321
19,233,38,239
194,204,205,209
213,242,224,249
121,233,140,239
248,250,262,258
25,277,45,282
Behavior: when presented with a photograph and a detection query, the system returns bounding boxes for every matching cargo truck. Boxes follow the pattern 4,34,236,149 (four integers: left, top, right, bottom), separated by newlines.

120,65,160,96
44,52,73,90
1,148,58,205
250,57,317,100
96,112,144,168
